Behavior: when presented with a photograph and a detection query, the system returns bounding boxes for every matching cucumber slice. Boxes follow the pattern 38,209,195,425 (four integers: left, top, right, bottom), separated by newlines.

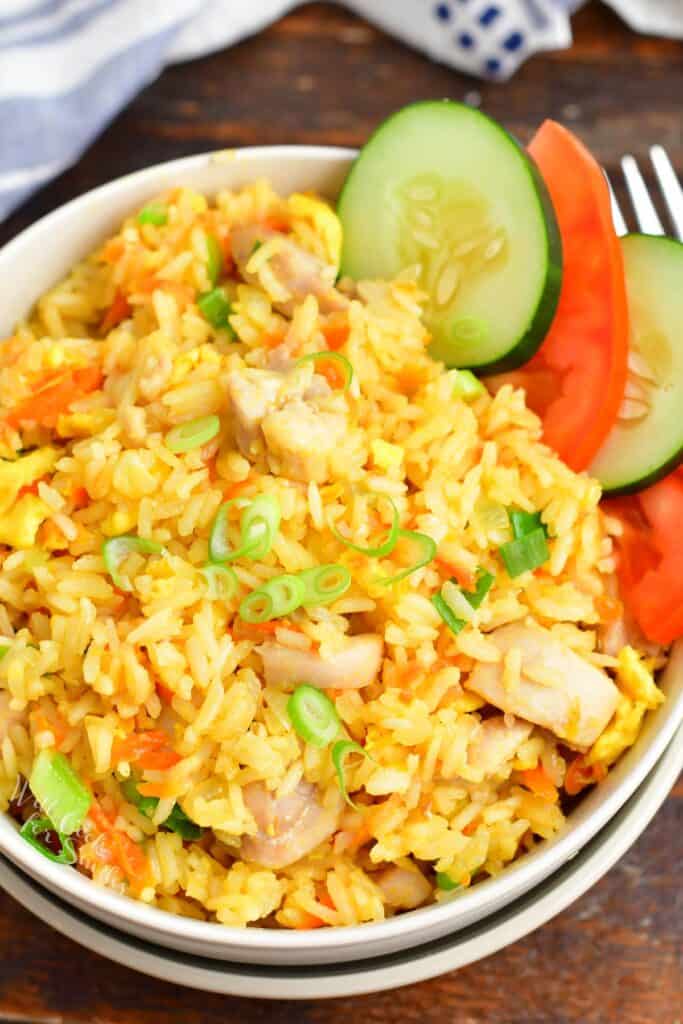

338,101,562,372
589,234,683,495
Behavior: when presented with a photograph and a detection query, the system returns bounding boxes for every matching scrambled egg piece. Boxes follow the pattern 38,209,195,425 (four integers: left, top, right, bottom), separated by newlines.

288,193,342,269
586,647,664,768
0,447,57,514
371,439,404,470
0,494,51,548
57,409,116,439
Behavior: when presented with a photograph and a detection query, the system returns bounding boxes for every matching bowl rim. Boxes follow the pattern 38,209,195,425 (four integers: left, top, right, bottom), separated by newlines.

1,144,682,956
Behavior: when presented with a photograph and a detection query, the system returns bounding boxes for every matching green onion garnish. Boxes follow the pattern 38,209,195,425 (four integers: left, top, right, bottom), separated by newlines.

436,872,462,892
205,233,223,286
197,287,233,331
0,644,9,660
287,684,341,748
432,592,466,636
209,494,281,563
137,203,168,227
452,369,486,402
122,778,203,841
380,529,437,586
331,739,372,809
331,493,399,558
165,414,220,454
239,589,276,624
102,535,165,592
29,750,91,835
262,573,307,617
299,563,352,605
465,568,495,609
20,817,77,865
499,508,549,579
295,351,354,391
200,564,239,601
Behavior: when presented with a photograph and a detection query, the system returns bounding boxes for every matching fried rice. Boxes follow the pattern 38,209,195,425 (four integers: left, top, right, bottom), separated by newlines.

0,180,666,928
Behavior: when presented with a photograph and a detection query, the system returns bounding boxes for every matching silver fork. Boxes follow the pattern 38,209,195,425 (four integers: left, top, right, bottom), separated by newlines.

607,146,683,239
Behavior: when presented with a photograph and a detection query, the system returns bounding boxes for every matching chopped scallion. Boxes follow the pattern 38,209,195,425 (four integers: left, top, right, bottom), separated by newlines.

29,750,91,835
200,564,239,601
331,493,399,558
299,563,352,605
331,739,372,809
432,592,465,636
0,644,9,660
121,778,203,840
165,414,220,454
451,369,486,402
137,203,168,227
262,573,307,617
238,589,276,624
209,494,281,563
197,287,233,331
499,528,549,578
436,871,462,892
295,351,354,391
379,528,436,586
20,817,76,865
508,508,548,541
102,535,165,592
287,684,340,748
205,233,223,286
465,568,495,609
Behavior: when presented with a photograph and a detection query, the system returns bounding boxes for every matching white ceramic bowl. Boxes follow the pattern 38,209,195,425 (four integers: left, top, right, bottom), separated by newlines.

1,147,682,967
2,722,682,998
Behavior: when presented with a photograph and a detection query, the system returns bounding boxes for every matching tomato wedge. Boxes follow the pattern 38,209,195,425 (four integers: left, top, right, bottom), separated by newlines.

605,468,683,644
489,121,629,471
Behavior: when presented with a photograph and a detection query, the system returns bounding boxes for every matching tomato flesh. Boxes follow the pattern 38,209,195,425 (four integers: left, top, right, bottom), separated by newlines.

491,121,629,472
605,470,683,644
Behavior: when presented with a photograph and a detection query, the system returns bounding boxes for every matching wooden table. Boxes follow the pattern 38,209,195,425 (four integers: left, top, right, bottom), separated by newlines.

1,4,681,1021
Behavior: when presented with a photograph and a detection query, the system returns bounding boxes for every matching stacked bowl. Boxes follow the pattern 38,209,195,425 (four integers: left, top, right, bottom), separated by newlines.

0,148,682,997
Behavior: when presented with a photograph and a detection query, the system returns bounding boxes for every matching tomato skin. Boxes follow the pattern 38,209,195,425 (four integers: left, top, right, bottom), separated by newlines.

606,470,683,644
495,121,629,472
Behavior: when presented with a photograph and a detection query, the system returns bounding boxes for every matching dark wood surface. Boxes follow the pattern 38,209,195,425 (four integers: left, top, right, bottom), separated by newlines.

0,3,682,1021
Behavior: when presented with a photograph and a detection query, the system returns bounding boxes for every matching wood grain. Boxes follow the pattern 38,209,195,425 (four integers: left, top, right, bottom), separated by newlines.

0,4,681,1021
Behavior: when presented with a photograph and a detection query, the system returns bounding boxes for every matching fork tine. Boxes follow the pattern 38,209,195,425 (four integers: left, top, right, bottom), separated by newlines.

605,172,628,236
621,155,665,235
650,145,683,241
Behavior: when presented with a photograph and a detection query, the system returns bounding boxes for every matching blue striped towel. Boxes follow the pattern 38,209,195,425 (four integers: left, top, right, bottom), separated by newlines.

1,0,680,223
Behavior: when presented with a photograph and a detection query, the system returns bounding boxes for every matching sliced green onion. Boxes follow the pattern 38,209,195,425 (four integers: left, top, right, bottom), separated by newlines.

299,563,352,605
287,685,341,748
197,287,233,331
442,580,476,623
263,573,307,617
20,817,76,865
432,592,466,636
464,568,495,609
200,564,239,601
122,778,203,840
102,535,165,592
331,493,399,558
29,751,91,835
296,351,354,391
165,414,220,454
0,644,9,660
380,529,437,586
209,495,280,563
239,589,276,624
332,740,373,809
436,871,462,892
205,233,223,286
137,203,168,226
452,369,486,402
508,508,548,540
499,528,549,579
251,240,263,255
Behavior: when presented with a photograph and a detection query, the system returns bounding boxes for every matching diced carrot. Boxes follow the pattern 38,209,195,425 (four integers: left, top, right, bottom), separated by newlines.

263,215,289,233
315,357,346,390
17,475,47,499
88,800,115,835
293,910,326,930
5,366,103,429
156,683,175,705
100,289,131,334
136,780,177,799
101,239,125,264
112,729,180,771
261,332,286,350
322,322,350,351
436,558,476,591
565,755,600,796
317,887,336,911
463,816,481,837
87,800,151,892
395,365,428,395
595,593,623,624
29,708,68,748
71,486,89,510
520,763,559,803
223,476,256,501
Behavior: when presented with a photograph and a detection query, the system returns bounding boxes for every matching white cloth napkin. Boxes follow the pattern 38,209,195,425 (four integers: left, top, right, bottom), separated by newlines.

1,0,682,223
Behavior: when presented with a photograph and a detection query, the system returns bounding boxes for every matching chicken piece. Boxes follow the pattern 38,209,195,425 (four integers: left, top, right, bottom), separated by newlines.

466,715,533,778
241,780,341,869
261,400,346,483
374,865,432,910
226,368,284,455
231,225,349,317
465,623,619,750
258,634,384,690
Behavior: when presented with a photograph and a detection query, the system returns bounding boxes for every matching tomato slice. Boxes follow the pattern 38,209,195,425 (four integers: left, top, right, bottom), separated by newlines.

490,121,629,472
605,469,683,644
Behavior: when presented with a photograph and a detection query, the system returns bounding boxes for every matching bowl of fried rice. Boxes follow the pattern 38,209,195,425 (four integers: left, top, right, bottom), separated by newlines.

0,120,682,967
